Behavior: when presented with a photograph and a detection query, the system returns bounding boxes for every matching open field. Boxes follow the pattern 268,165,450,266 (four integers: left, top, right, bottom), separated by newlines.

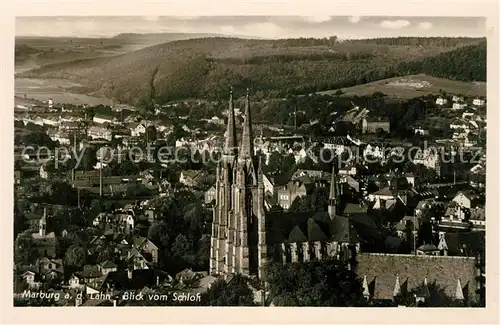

15,78,113,106
317,74,486,99
15,33,237,69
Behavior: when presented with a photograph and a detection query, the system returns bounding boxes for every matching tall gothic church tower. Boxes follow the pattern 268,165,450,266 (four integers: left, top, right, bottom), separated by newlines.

210,88,267,278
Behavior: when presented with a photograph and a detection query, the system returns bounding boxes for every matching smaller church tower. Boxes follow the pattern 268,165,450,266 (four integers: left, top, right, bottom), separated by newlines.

39,208,47,237
328,164,338,219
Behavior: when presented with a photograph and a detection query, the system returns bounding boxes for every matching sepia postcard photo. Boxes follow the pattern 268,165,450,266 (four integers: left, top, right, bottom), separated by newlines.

2,0,499,324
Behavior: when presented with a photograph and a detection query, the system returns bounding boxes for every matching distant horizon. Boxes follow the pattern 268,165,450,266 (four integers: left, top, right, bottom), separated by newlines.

15,16,486,39
15,32,487,41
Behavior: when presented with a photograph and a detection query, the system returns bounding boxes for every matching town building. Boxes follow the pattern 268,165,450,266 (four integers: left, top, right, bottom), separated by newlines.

88,126,112,141
361,117,391,134
209,89,362,280
435,97,448,106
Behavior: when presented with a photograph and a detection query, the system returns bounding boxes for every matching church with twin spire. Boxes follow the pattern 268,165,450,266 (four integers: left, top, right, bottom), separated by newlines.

209,88,360,279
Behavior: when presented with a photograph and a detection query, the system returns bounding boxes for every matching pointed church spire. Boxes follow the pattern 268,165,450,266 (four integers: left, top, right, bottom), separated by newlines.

239,88,254,159
423,276,430,297
362,275,370,299
329,163,337,200
328,163,337,218
455,278,464,300
393,274,401,297
39,207,47,237
224,86,237,156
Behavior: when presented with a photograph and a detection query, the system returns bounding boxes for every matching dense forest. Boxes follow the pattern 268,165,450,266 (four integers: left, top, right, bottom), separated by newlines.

19,37,486,105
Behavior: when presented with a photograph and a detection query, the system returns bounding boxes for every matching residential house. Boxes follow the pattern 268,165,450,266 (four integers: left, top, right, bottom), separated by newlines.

35,257,64,281
99,261,118,275
412,149,440,172
49,130,71,145
437,231,485,257
435,97,448,106
208,116,225,125
452,103,467,110
175,268,202,286
414,199,445,217
363,144,385,159
39,164,52,179
262,173,275,195
68,274,82,289
22,270,40,289
130,123,147,137
338,175,360,193
59,121,79,131
395,215,421,242
204,186,216,204
469,206,485,231
14,170,22,185
33,116,44,126
452,95,464,102
88,126,112,141
414,127,429,136
93,114,115,125
133,236,159,263
277,178,327,210
404,173,418,187
127,248,150,270
339,166,357,176
42,117,60,127
439,201,471,231
472,98,485,107
361,117,390,134
452,191,483,209
77,265,102,284
179,170,206,188
416,244,440,256
367,187,396,202
371,196,407,223
117,214,135,235
293,148,317,164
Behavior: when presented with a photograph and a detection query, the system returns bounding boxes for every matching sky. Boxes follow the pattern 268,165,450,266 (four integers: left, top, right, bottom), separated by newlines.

16,16,486,39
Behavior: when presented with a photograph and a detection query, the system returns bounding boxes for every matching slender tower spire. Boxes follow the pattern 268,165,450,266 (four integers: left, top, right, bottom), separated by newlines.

240,88,254,160
328,163,337,219
225,87,237,156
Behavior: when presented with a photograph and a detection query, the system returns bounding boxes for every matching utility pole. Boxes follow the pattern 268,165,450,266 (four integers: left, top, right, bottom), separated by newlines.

99,158,103,197
294,103,297,132
413,211,417,256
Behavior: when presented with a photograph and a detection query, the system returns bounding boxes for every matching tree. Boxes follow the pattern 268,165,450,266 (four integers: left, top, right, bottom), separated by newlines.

76,147,97,171
171,234,197,269
145,125,157,142
64,245,87,269
266,260,367,306
38,181,78,205
126,183,152,198
14,230,38,267
202,275,256,306
115,160,139,176
21,132,55,149
148,221,171,248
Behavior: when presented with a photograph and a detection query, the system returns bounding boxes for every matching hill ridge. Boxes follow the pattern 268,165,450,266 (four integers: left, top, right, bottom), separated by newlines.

17,37,486,106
